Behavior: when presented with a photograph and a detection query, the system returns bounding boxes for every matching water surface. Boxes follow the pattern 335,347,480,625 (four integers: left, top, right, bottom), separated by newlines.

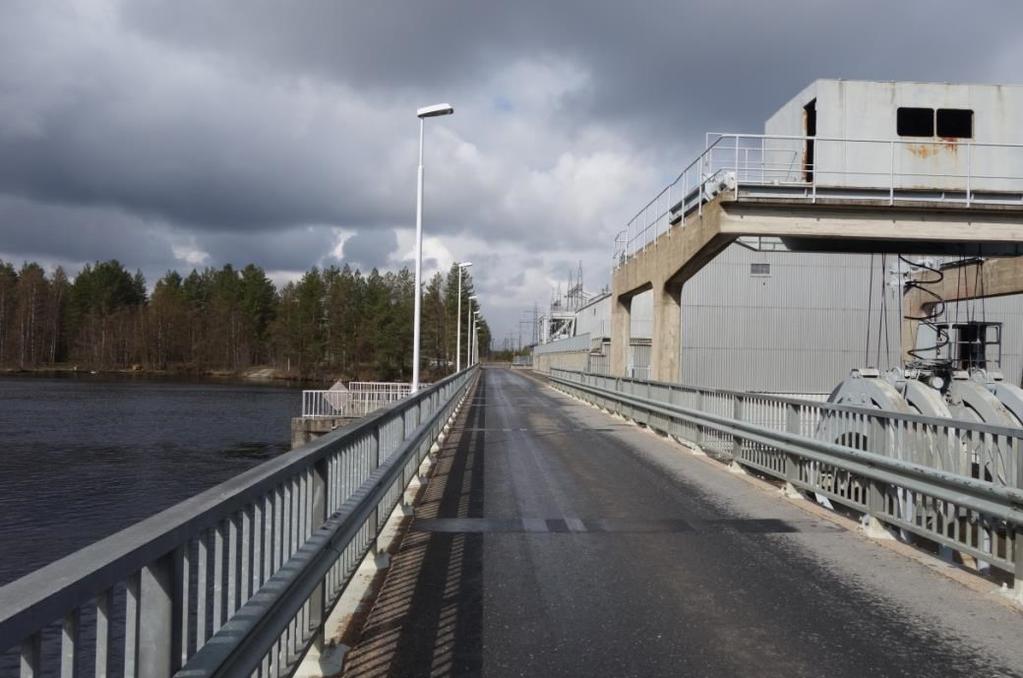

0,374,301,586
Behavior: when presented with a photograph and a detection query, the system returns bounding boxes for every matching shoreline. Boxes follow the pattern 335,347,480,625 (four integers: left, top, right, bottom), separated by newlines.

0,365,329,387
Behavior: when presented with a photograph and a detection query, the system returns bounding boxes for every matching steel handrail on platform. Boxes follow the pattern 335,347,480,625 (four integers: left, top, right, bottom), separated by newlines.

0,367,477,677
548,369,1023,585
614,133,1023,269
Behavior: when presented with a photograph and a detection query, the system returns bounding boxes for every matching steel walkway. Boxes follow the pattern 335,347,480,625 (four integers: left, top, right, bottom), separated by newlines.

339,368,1023,677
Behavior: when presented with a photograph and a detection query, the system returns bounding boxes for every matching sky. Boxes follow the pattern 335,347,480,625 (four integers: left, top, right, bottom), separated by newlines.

2,0,1022,345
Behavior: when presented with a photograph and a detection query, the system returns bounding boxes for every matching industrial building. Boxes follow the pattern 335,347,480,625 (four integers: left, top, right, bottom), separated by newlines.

536,80,1023,396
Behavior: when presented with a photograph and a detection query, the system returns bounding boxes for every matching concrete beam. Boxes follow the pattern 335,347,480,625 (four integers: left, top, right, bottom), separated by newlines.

611,191,1023,380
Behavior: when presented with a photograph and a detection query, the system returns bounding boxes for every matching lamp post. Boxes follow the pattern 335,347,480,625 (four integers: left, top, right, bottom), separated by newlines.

455,262,473,371
472,310,481,365
412,103,454,392
467,294,477,367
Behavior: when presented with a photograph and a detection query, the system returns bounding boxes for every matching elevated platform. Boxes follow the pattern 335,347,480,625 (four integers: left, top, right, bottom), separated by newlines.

610,134,1023,382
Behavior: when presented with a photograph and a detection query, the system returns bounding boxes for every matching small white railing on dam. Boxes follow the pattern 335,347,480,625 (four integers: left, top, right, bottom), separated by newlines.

302,381,430,419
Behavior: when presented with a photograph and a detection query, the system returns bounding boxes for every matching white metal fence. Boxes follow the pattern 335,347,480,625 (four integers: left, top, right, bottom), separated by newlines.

614,133,1023,268
302,382,429,419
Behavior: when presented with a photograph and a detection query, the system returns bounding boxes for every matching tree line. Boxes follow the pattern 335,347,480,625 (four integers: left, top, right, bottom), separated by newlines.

0,259,490,381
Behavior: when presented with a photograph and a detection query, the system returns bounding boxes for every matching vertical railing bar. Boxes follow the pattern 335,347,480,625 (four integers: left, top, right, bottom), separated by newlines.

19,632,41,678
124,573,140,678
212,522,225,633
241,507,252,606
60,609,79,678
177,545,190,666
196,534,208,647
227,514,239,616
95,588,112,678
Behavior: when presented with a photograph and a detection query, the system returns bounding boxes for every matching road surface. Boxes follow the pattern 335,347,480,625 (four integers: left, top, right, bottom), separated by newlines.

342,367,1023,677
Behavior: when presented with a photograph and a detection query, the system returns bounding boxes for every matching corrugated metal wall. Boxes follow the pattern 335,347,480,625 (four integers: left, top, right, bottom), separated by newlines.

680,245,904,392
941,295,1023,383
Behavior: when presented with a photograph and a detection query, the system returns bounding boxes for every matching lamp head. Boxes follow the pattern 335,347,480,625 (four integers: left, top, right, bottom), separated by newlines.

417,103,454,118
458,261,473,268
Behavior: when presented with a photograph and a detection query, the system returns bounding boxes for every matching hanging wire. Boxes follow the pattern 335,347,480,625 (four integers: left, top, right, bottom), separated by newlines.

876,255,885,369
882,253,891,369
897,254,904,367
865,253,875,366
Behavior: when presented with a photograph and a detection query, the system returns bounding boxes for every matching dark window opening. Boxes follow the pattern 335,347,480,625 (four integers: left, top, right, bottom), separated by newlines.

750,263,771,276
897,107,934,137
937,109,973,138
803,99,817,182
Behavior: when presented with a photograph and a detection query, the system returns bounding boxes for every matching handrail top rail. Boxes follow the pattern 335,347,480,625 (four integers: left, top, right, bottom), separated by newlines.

0,366,476,641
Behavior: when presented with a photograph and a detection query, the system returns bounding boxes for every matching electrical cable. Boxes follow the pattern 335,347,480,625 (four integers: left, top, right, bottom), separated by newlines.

900,255,951,367
865,254,875,366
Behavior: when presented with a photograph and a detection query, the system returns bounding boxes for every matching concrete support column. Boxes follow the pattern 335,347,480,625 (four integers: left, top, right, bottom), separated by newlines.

610,294,632,377
650,281,682,383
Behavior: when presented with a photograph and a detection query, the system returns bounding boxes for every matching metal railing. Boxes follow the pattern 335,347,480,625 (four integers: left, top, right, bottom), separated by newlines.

549,369,1023,583
614,133,1023,268
0,367,477,677
302,382,426,419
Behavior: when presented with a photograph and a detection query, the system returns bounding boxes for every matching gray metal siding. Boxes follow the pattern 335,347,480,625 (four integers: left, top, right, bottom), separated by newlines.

680,245,903,392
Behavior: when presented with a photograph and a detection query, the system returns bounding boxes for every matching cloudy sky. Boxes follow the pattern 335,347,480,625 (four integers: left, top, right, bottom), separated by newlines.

2,1,1022,343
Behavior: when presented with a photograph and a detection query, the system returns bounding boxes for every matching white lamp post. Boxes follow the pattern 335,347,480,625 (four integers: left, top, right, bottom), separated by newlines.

467,294,477,368
455,262,472,371
472,310,481,365
412,102,454,392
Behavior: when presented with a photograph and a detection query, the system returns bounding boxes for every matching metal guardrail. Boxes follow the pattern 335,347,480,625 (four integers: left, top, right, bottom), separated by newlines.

614,133,1023,268
549,369,1023,584
0,367,477,677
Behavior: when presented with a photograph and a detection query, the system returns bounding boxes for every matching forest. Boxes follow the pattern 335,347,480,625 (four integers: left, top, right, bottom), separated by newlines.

0,259,490,381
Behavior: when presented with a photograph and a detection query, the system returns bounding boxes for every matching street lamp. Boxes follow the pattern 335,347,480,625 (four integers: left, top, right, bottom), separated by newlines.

467,294,477,367
412,102,455,392
472,309,481,365
455,262,473,371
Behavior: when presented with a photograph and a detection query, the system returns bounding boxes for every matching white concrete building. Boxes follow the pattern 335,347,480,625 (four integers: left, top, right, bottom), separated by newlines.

763,80,1023,192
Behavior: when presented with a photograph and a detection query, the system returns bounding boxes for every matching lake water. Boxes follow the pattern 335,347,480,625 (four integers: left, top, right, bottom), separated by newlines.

0,375,302,586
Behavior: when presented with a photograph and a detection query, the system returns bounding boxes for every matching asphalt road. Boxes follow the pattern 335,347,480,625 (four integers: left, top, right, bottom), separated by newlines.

342,367,1023,678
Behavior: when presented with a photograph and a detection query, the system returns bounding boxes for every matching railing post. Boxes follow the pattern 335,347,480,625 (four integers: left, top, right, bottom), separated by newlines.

696,391,707,446
734,138,740,199
1014,525,1023,600
308,457,329,650
889,140,895,205
138,550,179,677
370,424,387,566
967,142,973,206
783,403,802,497
730,395,743,461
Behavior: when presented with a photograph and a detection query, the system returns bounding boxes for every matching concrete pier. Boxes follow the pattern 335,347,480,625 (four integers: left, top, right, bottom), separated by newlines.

291,416,358,449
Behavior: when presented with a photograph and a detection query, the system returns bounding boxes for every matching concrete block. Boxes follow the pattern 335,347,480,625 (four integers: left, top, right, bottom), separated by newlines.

295,642,347,677
780,482,804,500
860,515,896,540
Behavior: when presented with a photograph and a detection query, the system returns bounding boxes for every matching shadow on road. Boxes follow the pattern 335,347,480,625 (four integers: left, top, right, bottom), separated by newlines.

342,374,487,678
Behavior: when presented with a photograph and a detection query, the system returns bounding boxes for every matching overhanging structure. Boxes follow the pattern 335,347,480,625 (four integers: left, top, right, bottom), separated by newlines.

611,133,1023,382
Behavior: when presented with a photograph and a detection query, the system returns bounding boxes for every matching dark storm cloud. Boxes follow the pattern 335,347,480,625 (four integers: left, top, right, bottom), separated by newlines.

0,195,173,267
121,1,1023,147
2,0,1022,337
200,226,342,272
